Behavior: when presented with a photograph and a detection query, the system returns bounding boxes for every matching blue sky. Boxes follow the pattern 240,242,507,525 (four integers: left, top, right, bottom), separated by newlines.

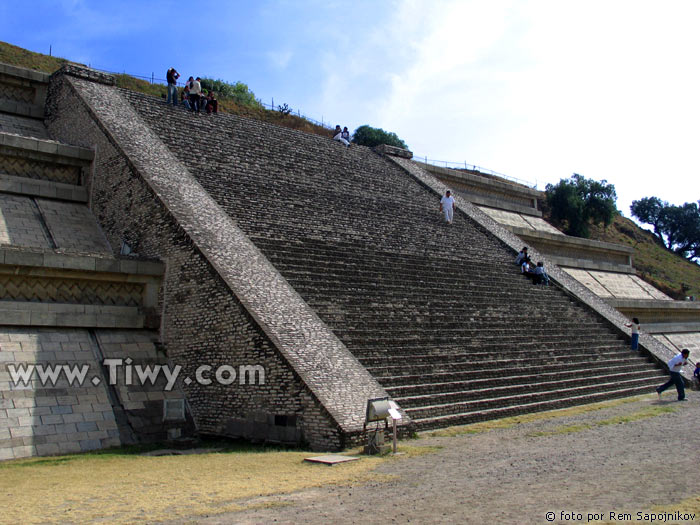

2,0,699,218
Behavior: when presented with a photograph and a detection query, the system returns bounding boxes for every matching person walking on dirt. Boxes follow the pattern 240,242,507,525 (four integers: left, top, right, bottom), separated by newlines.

656,349,690,401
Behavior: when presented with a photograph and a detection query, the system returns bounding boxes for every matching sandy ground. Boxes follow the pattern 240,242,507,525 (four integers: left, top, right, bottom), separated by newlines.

175,392,700,525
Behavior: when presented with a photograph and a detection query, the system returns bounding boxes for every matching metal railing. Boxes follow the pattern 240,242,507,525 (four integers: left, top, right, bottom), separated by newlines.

413,156,536,188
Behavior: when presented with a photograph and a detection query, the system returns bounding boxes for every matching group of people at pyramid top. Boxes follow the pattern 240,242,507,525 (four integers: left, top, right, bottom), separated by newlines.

165,67,218,114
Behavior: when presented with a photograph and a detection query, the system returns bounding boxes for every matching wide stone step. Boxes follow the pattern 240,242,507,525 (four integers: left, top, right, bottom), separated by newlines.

351,345,629,366
282,274,550,297
338,331,624,350
264,252,525,280
326,320,608,336
331,323,613,340
360,351,654,378
356,342,628,361
293,288,569,309
409,384,661,431
288,280,566,300
318,312,586,328
403,376,661,420
375,355,656,385
254,239,513,269
385,368,664,399
312,300,582,316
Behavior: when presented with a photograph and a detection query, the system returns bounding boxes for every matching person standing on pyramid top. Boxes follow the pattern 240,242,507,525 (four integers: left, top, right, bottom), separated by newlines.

440,190,455,224
166,67,180,106
188,76,202,113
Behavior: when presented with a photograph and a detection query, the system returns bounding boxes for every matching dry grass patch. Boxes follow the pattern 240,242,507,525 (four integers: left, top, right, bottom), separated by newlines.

0,443,428,525
0,442,438,525
427,395,655,438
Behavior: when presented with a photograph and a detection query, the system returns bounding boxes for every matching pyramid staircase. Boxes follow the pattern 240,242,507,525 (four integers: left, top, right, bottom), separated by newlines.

117,87,668,431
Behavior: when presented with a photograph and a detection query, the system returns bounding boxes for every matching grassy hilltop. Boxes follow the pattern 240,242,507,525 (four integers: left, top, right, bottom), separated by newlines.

2,40,699,298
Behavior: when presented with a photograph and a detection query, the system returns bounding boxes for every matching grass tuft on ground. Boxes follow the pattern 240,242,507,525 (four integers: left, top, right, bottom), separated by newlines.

427,395,656,438
526,405,677,437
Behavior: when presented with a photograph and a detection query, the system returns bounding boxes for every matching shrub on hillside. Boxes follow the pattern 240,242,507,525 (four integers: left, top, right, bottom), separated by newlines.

200,78,262,108
351,125,408,149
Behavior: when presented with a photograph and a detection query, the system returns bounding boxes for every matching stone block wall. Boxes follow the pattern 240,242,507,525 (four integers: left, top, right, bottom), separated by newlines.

0,327,121,460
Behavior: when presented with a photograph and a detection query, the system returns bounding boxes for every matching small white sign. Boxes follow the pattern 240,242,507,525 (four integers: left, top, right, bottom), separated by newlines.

388,407,402,420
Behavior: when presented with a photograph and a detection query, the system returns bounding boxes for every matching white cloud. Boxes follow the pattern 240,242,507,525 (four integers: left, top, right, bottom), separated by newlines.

341,0,700,212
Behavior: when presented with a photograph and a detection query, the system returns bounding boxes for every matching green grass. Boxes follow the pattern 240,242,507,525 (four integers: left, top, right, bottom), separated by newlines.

427,395,654,438
0,40,74,73
526,405,677,437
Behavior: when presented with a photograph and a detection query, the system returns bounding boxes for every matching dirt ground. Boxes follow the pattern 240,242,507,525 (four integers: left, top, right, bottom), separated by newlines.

175,392,700,525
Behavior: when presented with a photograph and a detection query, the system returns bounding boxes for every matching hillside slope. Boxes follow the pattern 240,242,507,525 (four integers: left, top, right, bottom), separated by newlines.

587,215,700,299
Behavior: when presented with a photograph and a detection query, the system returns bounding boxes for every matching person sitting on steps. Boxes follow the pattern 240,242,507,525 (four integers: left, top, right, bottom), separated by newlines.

521,257,536,281
533,261,550,285
204,91,218,114
333,125,350,147
515,247,528,266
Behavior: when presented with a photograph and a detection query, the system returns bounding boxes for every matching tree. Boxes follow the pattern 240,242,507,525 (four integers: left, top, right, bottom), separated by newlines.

632,198,700,261
545,174,617,238
351,125,408,149
630,197,665,239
